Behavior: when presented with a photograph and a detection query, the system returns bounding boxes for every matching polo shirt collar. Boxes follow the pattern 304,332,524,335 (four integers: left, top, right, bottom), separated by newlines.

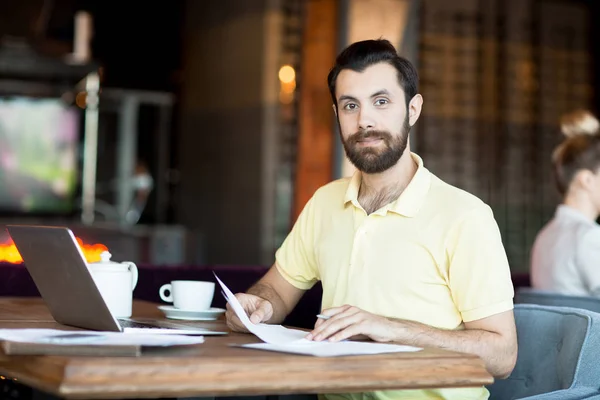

344,152,431,217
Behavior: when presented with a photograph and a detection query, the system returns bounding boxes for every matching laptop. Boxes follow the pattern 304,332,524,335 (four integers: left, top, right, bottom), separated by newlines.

6,225,227,336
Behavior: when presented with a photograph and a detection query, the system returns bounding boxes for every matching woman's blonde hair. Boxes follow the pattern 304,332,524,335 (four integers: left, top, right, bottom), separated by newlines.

553,110,600,195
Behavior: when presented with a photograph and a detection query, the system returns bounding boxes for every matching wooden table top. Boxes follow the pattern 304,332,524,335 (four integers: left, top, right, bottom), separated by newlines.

0,297,493,399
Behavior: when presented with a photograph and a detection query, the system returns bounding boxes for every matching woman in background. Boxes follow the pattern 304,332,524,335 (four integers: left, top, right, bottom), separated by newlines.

531,110,600,296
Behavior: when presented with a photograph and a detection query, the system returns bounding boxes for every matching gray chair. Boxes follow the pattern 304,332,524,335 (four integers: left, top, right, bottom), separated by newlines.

487,304,600,400
515,287,600,313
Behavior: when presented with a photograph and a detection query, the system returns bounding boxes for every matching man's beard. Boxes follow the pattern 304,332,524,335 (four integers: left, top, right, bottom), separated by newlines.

341,115,411,174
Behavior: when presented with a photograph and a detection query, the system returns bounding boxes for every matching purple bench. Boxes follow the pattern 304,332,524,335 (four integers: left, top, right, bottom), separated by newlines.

0,262,530,329
133,264,324,328
0,262,323,329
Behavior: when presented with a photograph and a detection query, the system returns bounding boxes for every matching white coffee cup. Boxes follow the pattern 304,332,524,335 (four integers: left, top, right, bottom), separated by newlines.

159,280,215,311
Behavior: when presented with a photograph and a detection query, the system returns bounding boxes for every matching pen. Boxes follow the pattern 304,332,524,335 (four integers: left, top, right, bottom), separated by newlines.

316,314,331,320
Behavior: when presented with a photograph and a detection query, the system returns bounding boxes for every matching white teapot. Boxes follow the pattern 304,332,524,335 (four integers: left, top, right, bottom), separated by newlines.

88,251,138,318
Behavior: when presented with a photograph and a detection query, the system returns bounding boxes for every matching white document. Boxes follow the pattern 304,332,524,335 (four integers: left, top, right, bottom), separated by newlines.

0,329,205,347
243,341,421,357
215,273,309,345
214,274,422,356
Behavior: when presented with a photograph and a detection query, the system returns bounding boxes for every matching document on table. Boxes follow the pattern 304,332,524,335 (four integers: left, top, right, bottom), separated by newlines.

0,329,205,347
214,273,422,356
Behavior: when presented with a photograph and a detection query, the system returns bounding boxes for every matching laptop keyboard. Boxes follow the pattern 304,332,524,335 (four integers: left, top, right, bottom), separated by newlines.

118,319,172,330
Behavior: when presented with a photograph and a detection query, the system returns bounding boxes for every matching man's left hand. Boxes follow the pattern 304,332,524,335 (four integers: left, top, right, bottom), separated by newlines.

306,305,396,342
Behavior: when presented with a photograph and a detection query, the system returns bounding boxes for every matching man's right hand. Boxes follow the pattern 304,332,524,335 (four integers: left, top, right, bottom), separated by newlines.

225,293,274,332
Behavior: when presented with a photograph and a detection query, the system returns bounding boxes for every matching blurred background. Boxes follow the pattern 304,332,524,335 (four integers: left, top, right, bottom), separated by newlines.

0,0,597,273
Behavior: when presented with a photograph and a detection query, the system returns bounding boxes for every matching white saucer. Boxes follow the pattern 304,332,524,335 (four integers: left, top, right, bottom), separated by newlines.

158,306,226,321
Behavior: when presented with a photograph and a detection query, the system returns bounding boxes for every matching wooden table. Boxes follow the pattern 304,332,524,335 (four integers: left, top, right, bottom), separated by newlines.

0,297,493,399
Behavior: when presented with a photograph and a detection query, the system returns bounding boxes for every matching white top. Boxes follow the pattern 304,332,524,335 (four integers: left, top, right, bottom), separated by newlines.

531,205,600,296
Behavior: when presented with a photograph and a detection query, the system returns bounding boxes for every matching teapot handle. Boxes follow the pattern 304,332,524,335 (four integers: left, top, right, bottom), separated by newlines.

123,262,138,290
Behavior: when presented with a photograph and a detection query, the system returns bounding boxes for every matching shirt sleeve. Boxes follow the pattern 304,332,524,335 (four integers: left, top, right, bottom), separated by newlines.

274,195,320,290
447,204,515,322
576,228,600,296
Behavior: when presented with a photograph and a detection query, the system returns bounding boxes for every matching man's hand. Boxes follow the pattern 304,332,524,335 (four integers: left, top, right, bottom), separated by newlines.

225,293,273,332
306,304,395,342
308,305,517,378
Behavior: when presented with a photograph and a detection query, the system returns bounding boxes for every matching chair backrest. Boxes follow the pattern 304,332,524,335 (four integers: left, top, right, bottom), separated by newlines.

515,287,600,313
487,304,600,400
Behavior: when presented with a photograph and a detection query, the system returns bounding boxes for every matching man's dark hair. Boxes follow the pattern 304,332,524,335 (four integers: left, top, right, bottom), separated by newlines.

327,39,418,108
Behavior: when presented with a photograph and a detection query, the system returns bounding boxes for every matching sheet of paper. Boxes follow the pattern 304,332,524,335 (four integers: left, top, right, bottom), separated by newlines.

214,273,423,356
0,329,205,347
214,273,309,345
241,341,421,357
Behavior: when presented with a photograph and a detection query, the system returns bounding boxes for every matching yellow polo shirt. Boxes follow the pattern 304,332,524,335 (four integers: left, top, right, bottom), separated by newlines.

275,153,514,400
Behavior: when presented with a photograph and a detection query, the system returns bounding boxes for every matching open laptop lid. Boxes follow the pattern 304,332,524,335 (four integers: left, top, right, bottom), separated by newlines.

6,225,123,332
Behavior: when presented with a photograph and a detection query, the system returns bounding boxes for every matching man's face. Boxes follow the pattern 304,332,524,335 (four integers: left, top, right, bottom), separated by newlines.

335,62,420,174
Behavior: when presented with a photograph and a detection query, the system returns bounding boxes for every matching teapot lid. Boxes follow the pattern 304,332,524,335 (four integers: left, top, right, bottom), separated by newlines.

99,251,114,263
89,251,129,272
89,251,129,271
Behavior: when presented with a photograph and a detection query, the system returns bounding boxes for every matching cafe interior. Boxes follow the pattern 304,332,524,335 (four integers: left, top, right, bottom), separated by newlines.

1,0,600,399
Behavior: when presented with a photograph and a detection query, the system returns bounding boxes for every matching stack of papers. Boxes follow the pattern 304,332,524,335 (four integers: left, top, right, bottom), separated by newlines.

0,329,205,347
214,274,422,357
